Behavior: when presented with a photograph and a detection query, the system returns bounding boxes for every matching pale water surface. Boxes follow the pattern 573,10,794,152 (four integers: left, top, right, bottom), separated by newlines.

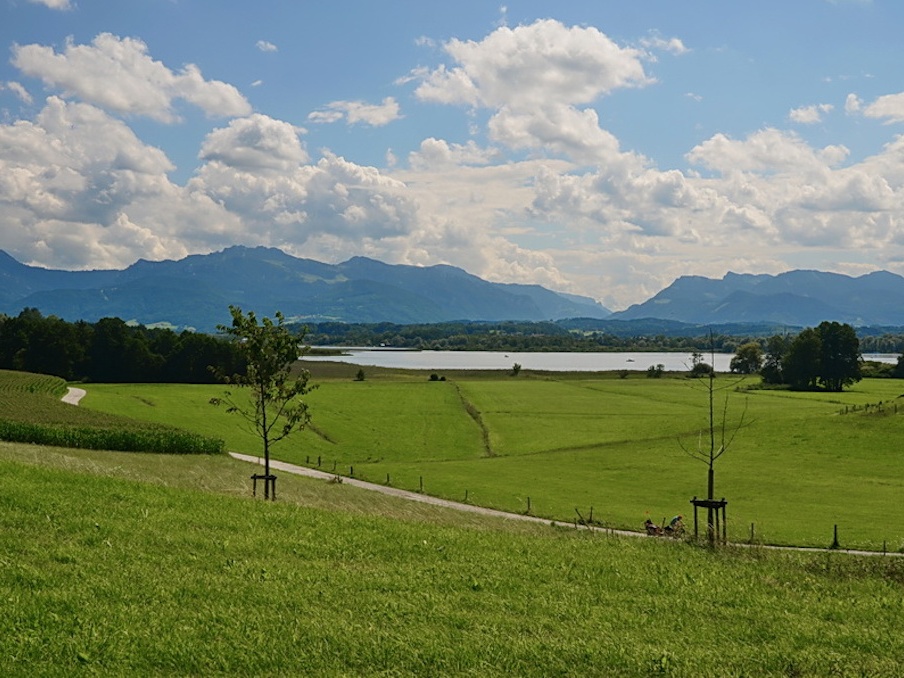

307,350,898,373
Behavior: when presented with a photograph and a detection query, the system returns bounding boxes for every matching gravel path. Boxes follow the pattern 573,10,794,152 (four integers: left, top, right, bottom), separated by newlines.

61,387,87,405
228,451,604,531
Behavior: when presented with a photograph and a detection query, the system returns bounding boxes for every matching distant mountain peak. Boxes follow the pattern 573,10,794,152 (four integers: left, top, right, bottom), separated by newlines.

0,247,611,330
611,268,904,326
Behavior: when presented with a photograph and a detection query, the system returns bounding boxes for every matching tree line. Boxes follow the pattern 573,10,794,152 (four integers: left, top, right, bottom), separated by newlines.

729,321,875,391
4,308,902,390
304,320,904,354
303,321,764,353
0,308,244,383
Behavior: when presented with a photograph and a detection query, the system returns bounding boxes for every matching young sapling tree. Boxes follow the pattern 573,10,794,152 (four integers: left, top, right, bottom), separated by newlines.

680,331,749,544
210,306,315,498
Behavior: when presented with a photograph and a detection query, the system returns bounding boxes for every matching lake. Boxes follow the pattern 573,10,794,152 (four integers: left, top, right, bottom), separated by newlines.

307,349,900,373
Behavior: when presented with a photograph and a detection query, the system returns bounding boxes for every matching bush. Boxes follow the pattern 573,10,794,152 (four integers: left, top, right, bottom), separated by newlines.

646,364,664,378
0,419,224,454
689,362,713,378
861,361,896,379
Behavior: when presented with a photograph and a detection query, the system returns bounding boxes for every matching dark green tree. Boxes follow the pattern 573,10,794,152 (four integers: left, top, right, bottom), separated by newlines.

210,306,315,497
161,330,244,383
0,309,87,380
783,327,822,390
781,322,861,392
815,321,862,392
760,334,790,384
729,341,763,374
89,317,164,382
894,352,904,378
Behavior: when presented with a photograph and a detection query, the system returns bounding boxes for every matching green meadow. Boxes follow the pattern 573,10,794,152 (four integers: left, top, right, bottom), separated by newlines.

3,367,904,675
80,362,904,551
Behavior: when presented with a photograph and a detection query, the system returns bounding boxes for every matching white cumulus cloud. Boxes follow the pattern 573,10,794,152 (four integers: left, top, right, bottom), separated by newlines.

416,19,650,110
640,33,689,55
0,97,240,269
10,16,904,310
308,97,402,127
192,115,419,252
863,91,904,123
411,19,651,164
845,93,863,114
687,128,848,174
12,33,251,123
199,114,309,171
789,103,833,124
408,138,501,169
27,0,71,9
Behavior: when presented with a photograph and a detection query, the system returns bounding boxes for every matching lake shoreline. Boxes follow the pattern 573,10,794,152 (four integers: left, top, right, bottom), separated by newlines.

305,348,899,373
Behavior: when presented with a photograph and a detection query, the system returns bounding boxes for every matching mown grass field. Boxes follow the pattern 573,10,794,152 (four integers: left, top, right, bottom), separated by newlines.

79,363,904,551
1,440,904,676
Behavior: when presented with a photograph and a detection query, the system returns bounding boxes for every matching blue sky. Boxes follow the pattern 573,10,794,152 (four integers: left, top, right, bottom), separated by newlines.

2,0,903,310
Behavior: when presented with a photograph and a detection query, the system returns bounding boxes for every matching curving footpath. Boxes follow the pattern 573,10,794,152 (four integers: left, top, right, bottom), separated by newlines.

228,452,595,530
61,387,87,405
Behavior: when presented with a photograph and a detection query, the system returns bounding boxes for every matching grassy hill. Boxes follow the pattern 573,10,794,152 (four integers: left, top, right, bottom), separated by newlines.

2,441,904,676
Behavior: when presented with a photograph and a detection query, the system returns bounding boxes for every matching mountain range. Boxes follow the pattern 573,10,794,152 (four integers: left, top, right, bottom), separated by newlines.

3,247,904,331
0,246,610,331
609,270,904,327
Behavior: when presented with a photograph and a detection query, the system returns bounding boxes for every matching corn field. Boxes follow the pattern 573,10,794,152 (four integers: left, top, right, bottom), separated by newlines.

0,369,224,454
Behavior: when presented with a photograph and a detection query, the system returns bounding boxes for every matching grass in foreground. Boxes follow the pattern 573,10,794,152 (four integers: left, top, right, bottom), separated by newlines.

1,442,904,677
